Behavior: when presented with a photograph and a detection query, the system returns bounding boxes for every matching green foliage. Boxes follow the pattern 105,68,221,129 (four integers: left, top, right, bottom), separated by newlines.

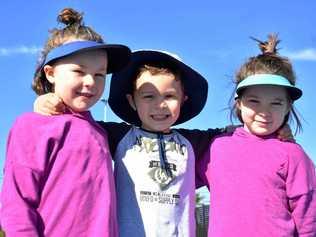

195,192,204,206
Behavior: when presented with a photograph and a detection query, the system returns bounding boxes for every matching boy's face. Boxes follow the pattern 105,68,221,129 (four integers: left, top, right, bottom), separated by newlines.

44,49,108,112
127,71,186,133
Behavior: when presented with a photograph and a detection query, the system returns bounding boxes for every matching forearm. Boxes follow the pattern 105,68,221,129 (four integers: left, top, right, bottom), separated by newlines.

290,191,316,236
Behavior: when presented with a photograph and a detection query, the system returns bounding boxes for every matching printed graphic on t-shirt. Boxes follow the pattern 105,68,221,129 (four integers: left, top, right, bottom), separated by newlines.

132,135,186,189
139,190,180,205
148,161,176,189
133,135,186,155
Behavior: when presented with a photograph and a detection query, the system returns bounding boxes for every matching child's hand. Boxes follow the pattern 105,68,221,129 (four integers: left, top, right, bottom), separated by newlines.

33,93,66,115
277,124,295,142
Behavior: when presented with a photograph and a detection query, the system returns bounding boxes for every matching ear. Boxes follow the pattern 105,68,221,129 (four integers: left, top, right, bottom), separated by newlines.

181,94,188,105
235,98,242,110
183,95,188,102
285,102,292,114
126,94,137,111
43,65,55,84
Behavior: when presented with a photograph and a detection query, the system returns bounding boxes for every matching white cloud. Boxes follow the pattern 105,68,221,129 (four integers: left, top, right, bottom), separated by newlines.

285,48,316,61
0,46,41,56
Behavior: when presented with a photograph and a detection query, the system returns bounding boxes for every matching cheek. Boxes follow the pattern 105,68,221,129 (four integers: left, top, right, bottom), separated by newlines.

273,108,288,121
53,81,66,95
134,99,149,114
169,100,182,114
96,79,106,94
240,106,255,119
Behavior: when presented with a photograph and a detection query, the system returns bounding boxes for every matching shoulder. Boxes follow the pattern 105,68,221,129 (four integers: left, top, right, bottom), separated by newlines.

11,112,52,133
9,112,79,141
175,127,226,141
97,121,131,132
281,141,312,163
13,111,74,125
96,122,132,156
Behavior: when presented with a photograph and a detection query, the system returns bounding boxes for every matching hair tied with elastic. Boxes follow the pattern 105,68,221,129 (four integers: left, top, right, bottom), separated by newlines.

250,33,280,55
57,8,83,26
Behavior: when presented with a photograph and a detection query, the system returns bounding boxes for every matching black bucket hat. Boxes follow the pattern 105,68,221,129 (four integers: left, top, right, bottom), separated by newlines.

108,50,208,126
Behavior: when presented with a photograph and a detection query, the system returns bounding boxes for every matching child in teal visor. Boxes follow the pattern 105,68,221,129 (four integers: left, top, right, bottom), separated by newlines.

197,34,316,237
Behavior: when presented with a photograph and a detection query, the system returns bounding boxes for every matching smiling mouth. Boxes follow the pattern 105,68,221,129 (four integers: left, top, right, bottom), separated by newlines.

77,92,94,98
151,114,170,121
256,121,271,125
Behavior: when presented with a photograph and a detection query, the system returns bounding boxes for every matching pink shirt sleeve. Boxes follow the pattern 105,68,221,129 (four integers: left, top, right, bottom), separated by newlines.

286,145,316,236
1,114,54,236
1,163,42,236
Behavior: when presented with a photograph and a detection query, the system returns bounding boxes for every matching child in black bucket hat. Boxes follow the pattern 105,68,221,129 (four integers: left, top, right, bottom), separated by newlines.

105,49,218,236
108,50,208,126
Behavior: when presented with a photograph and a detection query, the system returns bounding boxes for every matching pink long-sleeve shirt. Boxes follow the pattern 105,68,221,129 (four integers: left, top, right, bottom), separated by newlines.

1,111,117,237
197,127,316,237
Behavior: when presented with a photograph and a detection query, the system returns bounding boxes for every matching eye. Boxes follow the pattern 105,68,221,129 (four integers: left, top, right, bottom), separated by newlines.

143,94,154,99
95,73,106,79
271,102,283,106
73,69,85,75
165,94,177,100
248,99,259,103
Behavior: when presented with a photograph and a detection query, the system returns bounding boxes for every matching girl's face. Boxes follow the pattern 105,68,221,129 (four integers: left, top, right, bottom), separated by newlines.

44,49,108,112
237,85,290,136
127,71,187,133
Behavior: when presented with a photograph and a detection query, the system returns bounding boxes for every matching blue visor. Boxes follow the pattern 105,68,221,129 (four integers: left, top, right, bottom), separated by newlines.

42,40,131,74
235,74,302,100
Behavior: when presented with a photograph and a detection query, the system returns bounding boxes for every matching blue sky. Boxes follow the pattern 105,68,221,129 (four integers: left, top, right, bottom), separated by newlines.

0,1,315,200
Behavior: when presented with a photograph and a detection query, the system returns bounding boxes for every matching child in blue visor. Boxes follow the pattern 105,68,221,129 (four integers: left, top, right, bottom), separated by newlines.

0,8,131,237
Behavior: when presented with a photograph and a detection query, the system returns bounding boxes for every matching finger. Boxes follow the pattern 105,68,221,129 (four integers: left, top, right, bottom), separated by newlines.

43,100,62,114
49,94,63,106
36,106,55,116
55,102,66,112
278,134,295,143
49,94,65,112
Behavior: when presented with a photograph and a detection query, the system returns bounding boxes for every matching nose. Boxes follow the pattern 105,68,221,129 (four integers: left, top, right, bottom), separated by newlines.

157,98,168,109
258,104,271,117
83,74,96,86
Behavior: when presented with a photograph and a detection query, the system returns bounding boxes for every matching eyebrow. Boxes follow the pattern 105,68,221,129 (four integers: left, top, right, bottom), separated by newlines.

245,94,286,101
75,64,107,71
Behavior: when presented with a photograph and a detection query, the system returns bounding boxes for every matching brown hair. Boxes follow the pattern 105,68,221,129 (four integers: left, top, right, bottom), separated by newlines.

129,64,182,94
32,8,104,95
231,33,302,133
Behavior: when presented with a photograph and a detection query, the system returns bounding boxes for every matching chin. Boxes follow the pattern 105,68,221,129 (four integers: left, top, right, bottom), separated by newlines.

69,106,90,113
251,128,275,136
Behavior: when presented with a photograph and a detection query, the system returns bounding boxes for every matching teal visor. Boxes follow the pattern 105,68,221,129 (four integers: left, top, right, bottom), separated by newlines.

235,74,302,100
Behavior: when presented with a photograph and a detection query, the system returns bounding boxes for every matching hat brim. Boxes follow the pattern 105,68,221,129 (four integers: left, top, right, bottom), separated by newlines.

235,74,302,101
44,41,131,74
109,50,208,126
